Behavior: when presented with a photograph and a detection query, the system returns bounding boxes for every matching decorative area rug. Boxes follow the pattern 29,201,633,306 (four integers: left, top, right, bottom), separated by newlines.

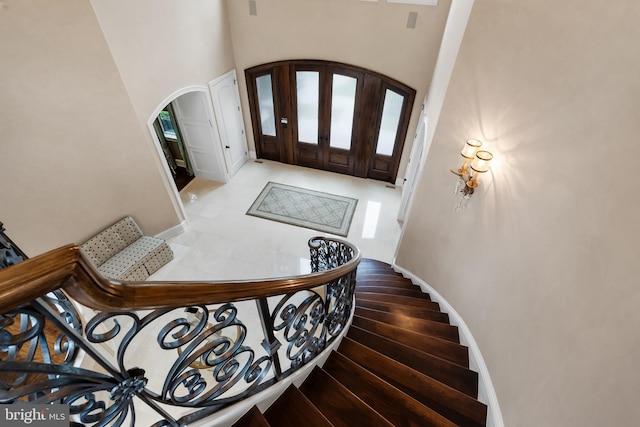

246,182,358,237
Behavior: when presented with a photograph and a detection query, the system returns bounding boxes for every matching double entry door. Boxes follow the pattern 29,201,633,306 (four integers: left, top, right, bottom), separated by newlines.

246,60,415,183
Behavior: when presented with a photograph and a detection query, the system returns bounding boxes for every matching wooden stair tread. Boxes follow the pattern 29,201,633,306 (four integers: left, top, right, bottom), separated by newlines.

356,291,441,310
355,306,459,342
323,351,457,427
358,258,398,270
356,275,415,286
300,367,393,427
352,315,469,367
232,406,270,427
338,337,487,427
264,385,332,427
356,298,450,323
347,325,478,396
235,258,486,427
356,285,429,299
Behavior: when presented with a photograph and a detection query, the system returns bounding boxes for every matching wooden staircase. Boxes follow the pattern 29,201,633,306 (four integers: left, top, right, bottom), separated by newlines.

233,259,487,426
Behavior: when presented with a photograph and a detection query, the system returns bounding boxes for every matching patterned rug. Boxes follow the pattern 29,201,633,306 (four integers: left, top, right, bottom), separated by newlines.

246,182,358,237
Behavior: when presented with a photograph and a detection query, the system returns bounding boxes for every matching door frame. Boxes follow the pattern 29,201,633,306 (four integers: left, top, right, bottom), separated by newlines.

246,60,416,183
146,85,224,228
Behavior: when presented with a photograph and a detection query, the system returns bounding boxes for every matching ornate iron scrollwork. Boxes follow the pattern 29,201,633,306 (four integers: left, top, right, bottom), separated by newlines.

268,237,358,375
0,236,358,426
84,303,273,409
271,290,327,372
0,222,25,269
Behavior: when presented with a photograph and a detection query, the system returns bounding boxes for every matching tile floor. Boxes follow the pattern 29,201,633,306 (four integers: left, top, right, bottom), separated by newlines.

149,159,405,281
80,160,406,425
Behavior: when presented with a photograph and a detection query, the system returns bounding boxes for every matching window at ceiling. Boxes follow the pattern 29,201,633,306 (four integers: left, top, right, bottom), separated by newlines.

359,0,437,4
387,0,437,5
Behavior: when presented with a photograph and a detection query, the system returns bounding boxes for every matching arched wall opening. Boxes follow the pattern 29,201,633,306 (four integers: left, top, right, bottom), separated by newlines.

146,86,227,234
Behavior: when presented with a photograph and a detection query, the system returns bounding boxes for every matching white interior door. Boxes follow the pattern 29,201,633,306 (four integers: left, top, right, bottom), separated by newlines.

397,104,427,221
209,70,249,178
172,91,227,183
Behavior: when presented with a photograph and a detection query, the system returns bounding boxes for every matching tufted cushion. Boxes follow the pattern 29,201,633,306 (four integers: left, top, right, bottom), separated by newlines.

80,216,173,281
80,216,143,266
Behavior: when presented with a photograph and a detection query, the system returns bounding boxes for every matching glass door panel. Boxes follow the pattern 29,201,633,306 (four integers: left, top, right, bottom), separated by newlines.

256,75,276,137
375,89,404,156
329,74,357,150
295,71,320,144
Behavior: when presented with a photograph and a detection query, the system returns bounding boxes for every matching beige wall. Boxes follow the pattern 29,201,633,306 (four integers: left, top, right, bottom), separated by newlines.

0,0,178,256
396,1,640,425
90,0,236,125
226,0,451,179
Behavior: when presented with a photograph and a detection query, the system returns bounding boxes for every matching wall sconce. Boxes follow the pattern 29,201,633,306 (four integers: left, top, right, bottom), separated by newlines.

451,139,493,211
452,139,482,177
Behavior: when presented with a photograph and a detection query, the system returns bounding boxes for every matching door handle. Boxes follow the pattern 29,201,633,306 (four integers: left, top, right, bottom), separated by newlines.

225,145,230,149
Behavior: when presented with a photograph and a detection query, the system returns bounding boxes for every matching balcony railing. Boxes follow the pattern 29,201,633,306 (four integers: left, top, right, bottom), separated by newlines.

0,236,360,426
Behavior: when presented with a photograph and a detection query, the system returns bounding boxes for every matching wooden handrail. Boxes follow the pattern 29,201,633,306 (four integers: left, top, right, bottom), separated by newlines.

0,240,361,313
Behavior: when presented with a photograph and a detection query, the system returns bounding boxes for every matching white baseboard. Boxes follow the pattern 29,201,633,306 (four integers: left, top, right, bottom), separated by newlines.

155,220,188,240
392,264,504,427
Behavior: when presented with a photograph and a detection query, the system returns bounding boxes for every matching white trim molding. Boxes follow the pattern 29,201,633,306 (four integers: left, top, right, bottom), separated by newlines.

154,220,189,241
393,264,504,427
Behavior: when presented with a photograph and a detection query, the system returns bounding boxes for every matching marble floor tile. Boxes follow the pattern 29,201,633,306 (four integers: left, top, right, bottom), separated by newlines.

150,159,403,281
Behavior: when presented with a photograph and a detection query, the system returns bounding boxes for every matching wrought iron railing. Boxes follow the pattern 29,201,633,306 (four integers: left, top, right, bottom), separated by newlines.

0,236,360,426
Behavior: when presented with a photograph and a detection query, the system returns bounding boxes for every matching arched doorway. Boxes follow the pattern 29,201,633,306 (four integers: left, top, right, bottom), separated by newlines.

245,60,416,183
146,86,228,225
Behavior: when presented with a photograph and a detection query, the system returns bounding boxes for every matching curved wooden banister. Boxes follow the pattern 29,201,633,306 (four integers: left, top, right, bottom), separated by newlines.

1,236,361,425
0,238,361,313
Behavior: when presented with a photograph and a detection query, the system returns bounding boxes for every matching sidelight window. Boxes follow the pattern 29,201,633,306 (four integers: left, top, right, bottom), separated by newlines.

376,89,404,156
256,74,276,137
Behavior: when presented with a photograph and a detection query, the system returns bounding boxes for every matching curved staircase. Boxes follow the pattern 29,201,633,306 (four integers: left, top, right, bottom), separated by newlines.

233,259,487,426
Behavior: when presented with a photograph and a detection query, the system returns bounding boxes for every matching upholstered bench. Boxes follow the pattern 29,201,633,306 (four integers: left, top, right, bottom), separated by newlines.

80,216,173,281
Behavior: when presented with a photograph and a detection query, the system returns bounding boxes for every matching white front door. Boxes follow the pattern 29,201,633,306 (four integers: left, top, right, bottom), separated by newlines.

172,91,227,183
209,70,249,179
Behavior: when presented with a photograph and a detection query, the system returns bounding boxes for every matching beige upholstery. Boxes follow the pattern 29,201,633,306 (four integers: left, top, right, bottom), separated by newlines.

80,216,173,281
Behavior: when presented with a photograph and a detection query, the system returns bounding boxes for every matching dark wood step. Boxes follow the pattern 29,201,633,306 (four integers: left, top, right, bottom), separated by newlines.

352,315,469,367
356,263,404,274
357,279,427,294
356,299,450,323
356,285,429,299
355,306,459,342
232,406,270,427
338,337,487,427
264,385,332,427
323,351,457,427
356,292,441,310
358,258,398,271
347,325,478,397
356,268,403,277
299,367,393,427
356,270,410,287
